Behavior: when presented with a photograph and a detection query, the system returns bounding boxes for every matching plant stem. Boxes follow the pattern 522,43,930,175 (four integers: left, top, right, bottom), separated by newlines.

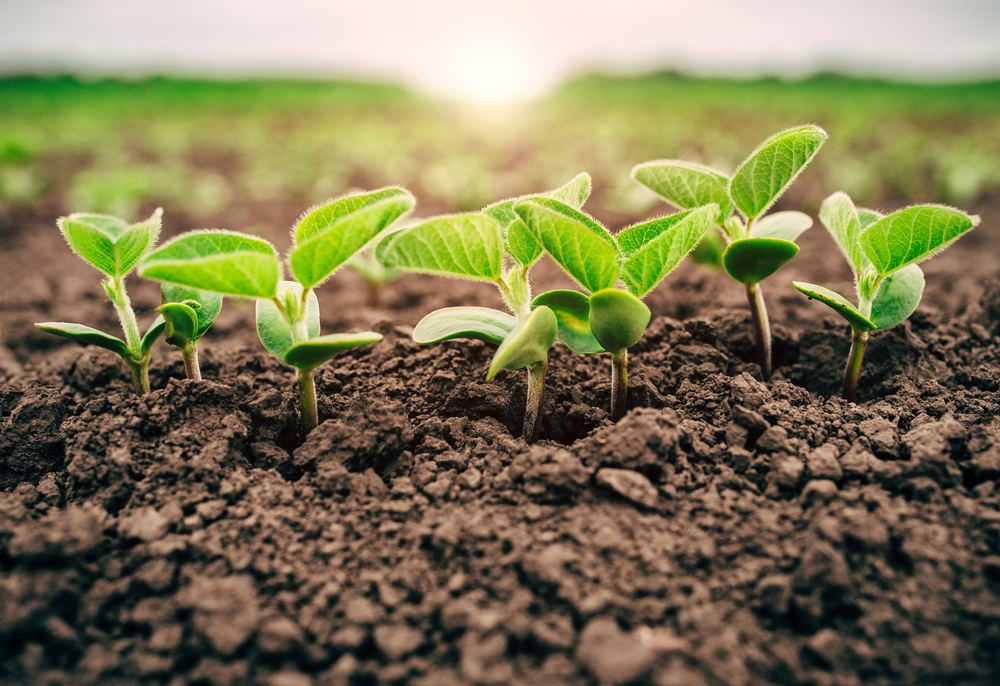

842,328,869,403
610,350,629,421
746,281,772,381
368,280,381,309
181,344,202,381
523,360,547,443
108,276,142,357
298,368,318,435
127,357,151,395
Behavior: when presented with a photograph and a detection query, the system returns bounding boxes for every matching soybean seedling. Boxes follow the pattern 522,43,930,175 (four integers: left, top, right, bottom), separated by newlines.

379,174,591,443
633,125,828,380
793,192,978,402
348,249,403,308
36,210,166,394
513,198,719,420
139,187,414,435
158,284,223,381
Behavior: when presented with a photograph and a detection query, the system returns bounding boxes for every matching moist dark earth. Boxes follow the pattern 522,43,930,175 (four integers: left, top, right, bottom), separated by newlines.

1,190,1000,686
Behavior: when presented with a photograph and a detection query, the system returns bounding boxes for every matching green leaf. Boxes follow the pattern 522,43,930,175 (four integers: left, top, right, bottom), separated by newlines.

689,228,725,270
818,192,867,275
588,288,651,354
513,197,619,294
751,211,813,242
857,208,883,229
141,315,166,355
487,306,557,379
531,290,604,354
792,282,876,332
412,307,516,346
631,160,734,219
285,332,383,372
860,204,979,277
869,264,925,330
161,284,223,337
58,208,162,278
289,187,414,290
255,281,320,362
722,237,799,284
349,252,402,287
547,172,592,209
380,213,503,282
158,302,199,348
140,230,281,299
34,322,129,358
618,205,718,298
730,125,827,221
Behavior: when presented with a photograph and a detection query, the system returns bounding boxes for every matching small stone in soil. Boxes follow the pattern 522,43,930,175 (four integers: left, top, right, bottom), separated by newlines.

595,468,658,508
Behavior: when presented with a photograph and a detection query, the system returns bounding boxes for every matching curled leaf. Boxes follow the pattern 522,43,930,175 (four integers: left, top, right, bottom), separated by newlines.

487,306,557,379
412,307,516,346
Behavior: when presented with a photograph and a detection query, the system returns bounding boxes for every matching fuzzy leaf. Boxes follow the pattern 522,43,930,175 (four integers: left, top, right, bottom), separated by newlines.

285,332,382,372
588,288,651,354
722,237,799,284
860,204,979,277
380,214,503,282
158,302,199,348
161,284,223,337
531,290,604,354
751,211,813,242
255,282,320,363
857,208,883,229
412,307,516,346
514,197,619,294
547,172,592,209
140,230,280,299
730,126,827,221
870,264,925,330
631,160,734,219
34,322,129,358
141,315,166,355
792,282,876,332
487,306,557,379
289,187,414,289
58,209,161,278
618,205,718,298
818,192,867,274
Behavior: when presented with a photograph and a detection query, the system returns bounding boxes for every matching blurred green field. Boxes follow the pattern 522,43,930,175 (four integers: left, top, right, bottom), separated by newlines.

1,74,999,220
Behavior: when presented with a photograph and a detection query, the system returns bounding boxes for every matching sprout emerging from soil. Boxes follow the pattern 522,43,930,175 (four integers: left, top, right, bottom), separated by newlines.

158,284,223,381
36,210,166,394
794,192,979,402
380,174,592,443
139,188,414,435
513,197,719,421
633,125,828,381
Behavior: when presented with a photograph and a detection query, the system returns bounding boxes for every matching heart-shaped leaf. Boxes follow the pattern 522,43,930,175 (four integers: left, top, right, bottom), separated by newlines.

514,197,619,294
730,125,827,221
289,187,414,289
34,322,129,358
487,306,557,379
588,288,651,355
792,282,876,332
412,307,516,346
141,315,166,356
285,332,383,372
631,160,734,219
58,208,162,278
860,204,979,278
158,302,199,348
869,264,925,330
617,204,719,297
751,211,813,242
256,281,320,362
140,230,281,299
722,237,799,284
380,213,504,282
161,284,223,337
531,290,604,354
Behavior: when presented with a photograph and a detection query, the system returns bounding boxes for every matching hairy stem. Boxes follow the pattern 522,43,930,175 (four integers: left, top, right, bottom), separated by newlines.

108,277,142,357
181,344,202,381
610,350,629,421
127,357,151,395
842,328,869,403
497,269,532,320
298,368,318,435
523,360,547,444
746,281,772,381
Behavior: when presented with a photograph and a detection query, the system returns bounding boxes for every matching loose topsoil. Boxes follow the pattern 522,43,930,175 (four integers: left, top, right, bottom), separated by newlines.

2,192,1000,686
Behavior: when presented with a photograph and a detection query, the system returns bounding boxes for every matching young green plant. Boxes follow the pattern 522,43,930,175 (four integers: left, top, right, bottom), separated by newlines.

513,197,720,421
633,125,827,380
348,249,403,309
139,187,414,435
793,192,978,402
35,210,166,394
379,174,592,443
158,285,223,381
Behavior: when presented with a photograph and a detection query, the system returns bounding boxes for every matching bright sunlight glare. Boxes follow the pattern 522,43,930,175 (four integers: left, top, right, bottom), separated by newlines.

438,35,542,105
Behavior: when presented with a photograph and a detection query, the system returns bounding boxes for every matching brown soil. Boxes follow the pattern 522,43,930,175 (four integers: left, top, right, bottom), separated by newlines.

1,193,1000,686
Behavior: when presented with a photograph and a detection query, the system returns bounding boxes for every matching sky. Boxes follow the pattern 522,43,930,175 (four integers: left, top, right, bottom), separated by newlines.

2,0,1000,102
